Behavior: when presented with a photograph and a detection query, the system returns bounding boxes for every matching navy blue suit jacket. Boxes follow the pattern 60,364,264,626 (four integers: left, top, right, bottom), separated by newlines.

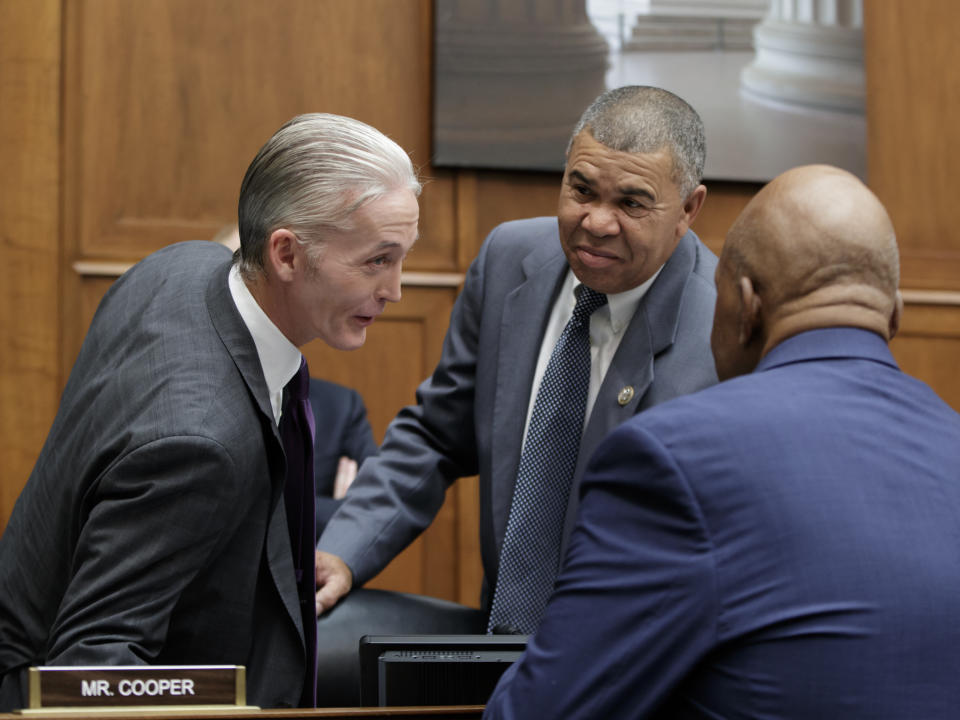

486,328,960,719
308,378,377,537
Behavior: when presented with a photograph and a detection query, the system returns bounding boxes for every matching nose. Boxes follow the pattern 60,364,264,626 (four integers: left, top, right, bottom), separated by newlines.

377,264,402,304
581,204,620,237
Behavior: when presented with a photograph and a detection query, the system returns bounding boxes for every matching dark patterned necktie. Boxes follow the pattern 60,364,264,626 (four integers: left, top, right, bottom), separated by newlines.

279,356,317,706
487,285,608,634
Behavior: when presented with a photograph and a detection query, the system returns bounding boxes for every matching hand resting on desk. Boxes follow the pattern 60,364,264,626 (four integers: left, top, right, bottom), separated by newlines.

315,550,353,616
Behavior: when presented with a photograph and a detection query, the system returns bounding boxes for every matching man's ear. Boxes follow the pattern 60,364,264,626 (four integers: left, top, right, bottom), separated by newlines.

738,275,762,346
888,290,904,341
265,228,299,282
677,184,707,237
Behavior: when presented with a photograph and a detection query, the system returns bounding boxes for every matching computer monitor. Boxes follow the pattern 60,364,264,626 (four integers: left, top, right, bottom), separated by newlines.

358,634,528,707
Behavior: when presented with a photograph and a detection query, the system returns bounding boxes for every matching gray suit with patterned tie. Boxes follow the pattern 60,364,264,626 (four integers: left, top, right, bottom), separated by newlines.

318,216,718,610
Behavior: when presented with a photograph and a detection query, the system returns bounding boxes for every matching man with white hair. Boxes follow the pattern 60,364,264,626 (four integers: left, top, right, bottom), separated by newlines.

0,113,420,710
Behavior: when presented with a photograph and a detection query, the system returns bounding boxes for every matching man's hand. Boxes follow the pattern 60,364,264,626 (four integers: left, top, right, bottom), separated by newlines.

332,456,358,499
315,550,353,616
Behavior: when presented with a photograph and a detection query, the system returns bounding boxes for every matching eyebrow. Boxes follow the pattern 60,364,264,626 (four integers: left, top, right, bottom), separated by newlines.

569,170,655,202
366,235,419,258
372,240,405,251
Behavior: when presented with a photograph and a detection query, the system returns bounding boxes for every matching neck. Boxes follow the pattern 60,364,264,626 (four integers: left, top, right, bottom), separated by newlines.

762,306,891,359
245,273,302,347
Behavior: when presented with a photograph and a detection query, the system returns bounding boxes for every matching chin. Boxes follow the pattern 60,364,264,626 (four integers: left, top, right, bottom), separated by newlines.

571,267,629,295
321,328,367,352
343,328,367,351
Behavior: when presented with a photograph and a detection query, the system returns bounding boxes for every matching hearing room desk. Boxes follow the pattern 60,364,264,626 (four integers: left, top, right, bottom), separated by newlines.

0,707,483,720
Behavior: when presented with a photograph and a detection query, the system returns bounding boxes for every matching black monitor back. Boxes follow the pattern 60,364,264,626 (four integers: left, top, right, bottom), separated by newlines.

359,634,528,707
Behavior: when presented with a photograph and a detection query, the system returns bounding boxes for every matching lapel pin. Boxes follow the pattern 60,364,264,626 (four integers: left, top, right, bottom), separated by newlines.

617,385,635,406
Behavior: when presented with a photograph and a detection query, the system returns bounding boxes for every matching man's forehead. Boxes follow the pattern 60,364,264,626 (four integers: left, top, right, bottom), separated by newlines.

567,141,673,180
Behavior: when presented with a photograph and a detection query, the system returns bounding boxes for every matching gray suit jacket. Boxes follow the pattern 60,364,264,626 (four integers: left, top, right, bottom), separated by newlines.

0,242,305,710
318,217,718,602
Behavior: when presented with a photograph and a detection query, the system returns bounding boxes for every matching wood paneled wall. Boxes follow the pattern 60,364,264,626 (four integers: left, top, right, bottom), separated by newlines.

864,1,960,411
0,0,62,537
1,1,959,606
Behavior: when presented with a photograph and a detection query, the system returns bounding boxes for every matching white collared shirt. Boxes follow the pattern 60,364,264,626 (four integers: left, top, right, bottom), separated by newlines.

523,266,663,441
228,265,302,425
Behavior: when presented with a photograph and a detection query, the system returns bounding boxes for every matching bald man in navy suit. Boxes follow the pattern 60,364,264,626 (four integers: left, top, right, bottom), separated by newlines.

485,165,960,719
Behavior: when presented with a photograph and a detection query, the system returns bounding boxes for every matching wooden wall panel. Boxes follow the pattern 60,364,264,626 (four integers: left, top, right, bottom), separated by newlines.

891,301,960,412
467,170,562,260
694,181,759,256
864,0,960,290
0,0,62,533
58,0,459,378
61,0,452,267
864,1,960,408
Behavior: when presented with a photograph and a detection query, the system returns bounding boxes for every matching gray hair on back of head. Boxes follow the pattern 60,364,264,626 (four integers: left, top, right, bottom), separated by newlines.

568,85,706,199
237,113,421,280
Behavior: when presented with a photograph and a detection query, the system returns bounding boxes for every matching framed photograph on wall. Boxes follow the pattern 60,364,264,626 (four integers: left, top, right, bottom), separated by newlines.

432,0,866,182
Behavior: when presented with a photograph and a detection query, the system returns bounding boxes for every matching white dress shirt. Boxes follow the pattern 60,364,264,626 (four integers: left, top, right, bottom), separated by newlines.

228,265,302,425
523,266,663,444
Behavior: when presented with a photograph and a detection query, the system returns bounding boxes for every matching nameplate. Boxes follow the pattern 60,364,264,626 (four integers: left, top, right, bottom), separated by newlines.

23,665,255,714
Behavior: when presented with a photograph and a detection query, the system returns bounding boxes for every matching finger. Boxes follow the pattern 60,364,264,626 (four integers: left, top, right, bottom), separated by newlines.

333,457,358,499
315,577,348,615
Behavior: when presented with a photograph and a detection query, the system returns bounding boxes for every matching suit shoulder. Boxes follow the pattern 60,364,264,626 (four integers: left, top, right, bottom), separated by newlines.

685,233,718,288
126,240,232,278
309,377,360,402
617,375,756,447
692,236,718,275
465,217,563,291
100,242,231,311
308,378,365,418
483,216,559,255
674,235,718,324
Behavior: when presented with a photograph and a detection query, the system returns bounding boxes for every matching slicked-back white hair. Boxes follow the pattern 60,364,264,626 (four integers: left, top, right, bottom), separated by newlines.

237,113,421,278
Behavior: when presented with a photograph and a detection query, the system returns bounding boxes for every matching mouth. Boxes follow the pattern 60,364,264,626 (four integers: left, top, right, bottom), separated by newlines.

575,245,620,269
354,313,378,327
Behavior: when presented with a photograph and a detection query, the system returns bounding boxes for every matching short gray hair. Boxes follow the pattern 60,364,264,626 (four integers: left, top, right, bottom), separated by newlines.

237,113,421,279
568,85,705,198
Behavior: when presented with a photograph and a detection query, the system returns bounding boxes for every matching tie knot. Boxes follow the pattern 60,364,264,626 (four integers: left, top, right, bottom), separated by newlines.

285,356,310,403
572,285,607,321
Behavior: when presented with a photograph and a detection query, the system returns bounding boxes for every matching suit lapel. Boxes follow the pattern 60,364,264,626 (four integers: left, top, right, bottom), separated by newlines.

205,262,305,650
206,262,277,429
490,244,569,548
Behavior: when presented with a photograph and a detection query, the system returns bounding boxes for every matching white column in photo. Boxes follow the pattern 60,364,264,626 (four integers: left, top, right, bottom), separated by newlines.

740,0,864,113
433,0,609,169
624,0,768,51
649,0,769,16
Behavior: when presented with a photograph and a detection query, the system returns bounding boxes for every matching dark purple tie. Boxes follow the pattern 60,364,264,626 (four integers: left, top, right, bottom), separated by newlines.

279,356,317,707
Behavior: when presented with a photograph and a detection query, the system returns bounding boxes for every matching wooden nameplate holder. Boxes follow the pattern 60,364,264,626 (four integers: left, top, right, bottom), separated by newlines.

19,665,256,715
